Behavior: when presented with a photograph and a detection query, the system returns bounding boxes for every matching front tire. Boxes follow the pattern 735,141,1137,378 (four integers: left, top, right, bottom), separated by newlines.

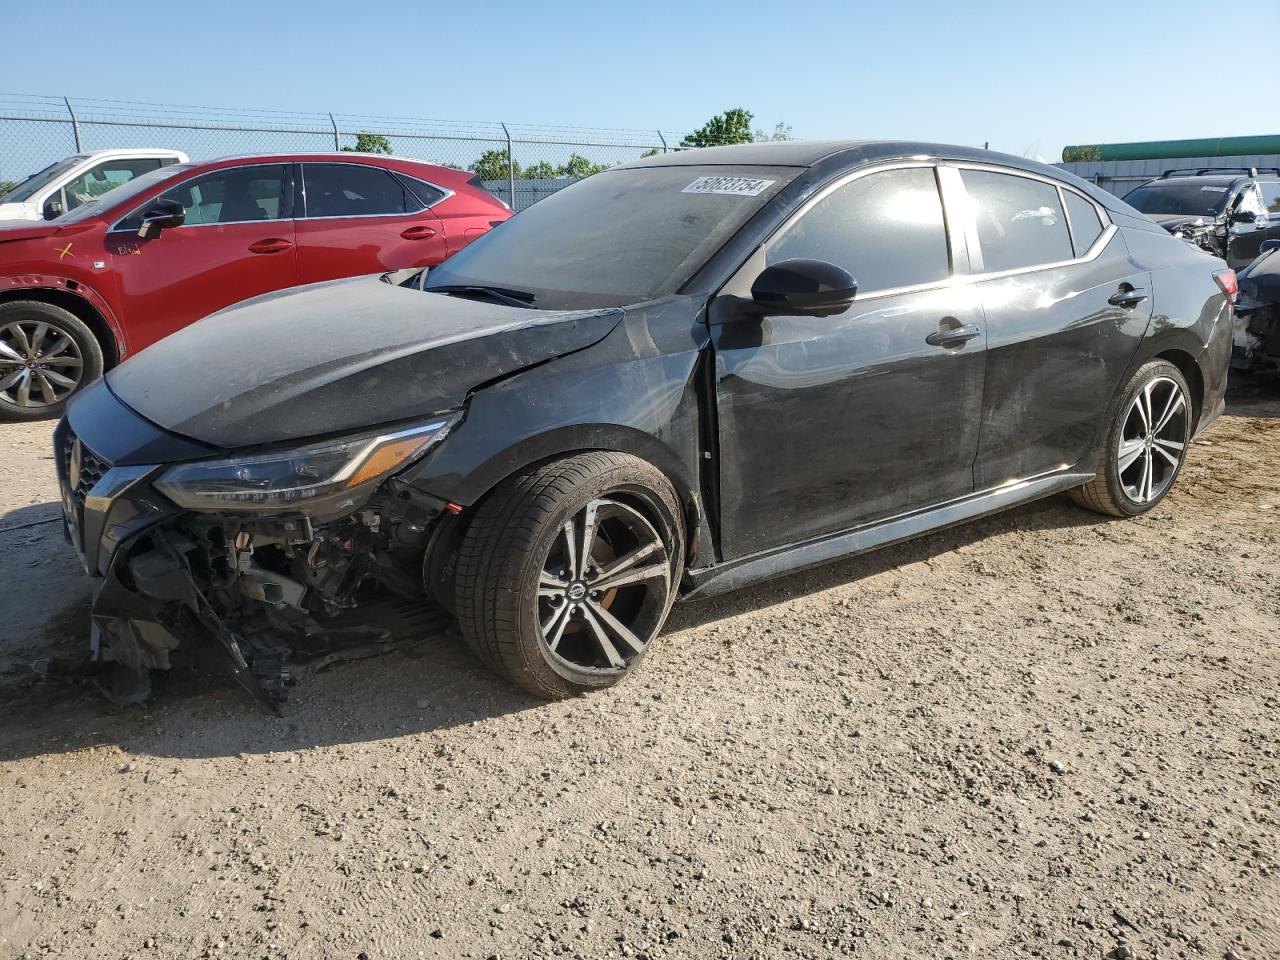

1070,359,1192,517
0,301,103,422
454,452,684,699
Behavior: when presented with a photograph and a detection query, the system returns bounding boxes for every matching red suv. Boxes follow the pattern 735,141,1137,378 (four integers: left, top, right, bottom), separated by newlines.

0,153,510,420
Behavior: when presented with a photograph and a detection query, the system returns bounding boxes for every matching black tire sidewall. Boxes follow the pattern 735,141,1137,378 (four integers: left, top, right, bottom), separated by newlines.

0,300,104,422
515,471,683,692
1103,360,1192,516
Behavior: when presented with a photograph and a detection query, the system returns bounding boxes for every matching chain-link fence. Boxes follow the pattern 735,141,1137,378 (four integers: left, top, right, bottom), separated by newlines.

0,93,699,211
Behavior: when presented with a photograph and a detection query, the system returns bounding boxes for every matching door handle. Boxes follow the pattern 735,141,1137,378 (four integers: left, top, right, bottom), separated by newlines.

1108,287,1148,309
248,238,293,254
925,322,981,348
400,225,437,240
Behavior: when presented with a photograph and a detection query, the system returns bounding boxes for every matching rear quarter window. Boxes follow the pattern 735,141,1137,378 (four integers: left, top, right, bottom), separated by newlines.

1063,190,1104,256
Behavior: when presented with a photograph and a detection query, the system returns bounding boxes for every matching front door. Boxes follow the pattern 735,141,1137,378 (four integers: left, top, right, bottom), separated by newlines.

294,162,448,284
710,164,987,560
107,163,297,352
954,167,1154,486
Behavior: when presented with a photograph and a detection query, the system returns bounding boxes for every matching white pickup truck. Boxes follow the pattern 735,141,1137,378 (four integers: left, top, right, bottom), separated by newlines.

0,148,189,221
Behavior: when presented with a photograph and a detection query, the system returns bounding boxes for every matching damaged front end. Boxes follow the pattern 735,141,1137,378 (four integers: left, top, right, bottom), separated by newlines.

58,413,461,713
1232,247,1280,374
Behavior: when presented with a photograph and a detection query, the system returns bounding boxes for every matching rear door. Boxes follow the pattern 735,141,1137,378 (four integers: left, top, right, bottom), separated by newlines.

107,163,297,352
1225,181,1271,268
710,163,987,559
956,166,1153,487
294,162,447,283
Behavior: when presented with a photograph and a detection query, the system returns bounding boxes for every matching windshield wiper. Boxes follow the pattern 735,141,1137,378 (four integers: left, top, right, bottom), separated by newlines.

426,284,537,308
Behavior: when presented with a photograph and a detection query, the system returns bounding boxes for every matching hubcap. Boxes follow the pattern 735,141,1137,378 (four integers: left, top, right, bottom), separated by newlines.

535,497,672,674
1118,375,1188,504
0,319,84,409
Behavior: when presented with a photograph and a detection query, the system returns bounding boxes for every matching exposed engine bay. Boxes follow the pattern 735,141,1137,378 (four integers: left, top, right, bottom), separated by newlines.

91,477,455,712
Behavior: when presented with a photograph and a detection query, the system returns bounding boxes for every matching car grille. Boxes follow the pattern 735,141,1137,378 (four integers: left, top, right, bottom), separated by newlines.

63,431,110,508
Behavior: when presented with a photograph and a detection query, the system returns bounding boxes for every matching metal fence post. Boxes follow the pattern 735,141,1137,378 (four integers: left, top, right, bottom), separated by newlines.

329,113,341,150
64,96,82,151
501,122,515,210
658,131,668,154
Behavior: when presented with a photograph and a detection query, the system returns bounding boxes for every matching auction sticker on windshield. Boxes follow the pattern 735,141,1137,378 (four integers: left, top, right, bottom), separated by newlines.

682,176,775,197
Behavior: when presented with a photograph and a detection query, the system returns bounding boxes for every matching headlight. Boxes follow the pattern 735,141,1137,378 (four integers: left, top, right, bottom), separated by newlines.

154,416,458,514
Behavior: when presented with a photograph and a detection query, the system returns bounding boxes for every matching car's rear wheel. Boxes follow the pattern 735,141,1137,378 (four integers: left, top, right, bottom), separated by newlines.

0,301,103,422
454,452,684,699
1070,359,1192,517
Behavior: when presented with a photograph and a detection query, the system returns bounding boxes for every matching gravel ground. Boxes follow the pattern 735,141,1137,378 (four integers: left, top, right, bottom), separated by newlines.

1,380,1277,960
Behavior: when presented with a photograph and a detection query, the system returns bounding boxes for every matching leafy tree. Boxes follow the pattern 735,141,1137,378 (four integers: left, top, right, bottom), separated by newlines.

0,180,16,197
470,148,520,181
560,153,608,178
681,108,755,148
342,131,393,154
754,122,792,142
1061,145,1101,163
522,160,559,179
640,147,660,158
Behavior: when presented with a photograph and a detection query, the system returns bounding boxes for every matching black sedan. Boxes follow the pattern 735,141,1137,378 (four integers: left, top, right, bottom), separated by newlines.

55,140,1234,709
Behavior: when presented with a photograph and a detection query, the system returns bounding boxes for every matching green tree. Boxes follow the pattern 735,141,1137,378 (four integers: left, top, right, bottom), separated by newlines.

342,131,393,154
470,148,520,181
640,147,660,158
0,180,16,198
560,153,608,178
522,160,559,179
1061,145,1101,162
754,121,792,142
681,108,755,148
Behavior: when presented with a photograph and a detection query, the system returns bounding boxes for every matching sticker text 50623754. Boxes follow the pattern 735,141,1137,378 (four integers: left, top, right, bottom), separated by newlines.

682,176,775,197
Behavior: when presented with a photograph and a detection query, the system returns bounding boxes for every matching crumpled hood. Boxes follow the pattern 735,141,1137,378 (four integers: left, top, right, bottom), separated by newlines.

107,275,624,449
1147,213,1215,232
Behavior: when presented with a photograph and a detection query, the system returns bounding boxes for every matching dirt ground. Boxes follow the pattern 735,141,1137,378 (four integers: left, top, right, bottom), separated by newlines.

1,380,1277,960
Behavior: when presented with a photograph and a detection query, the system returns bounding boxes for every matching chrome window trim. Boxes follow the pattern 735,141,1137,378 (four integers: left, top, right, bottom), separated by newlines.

755,159,959,301
107,161,291,233
946,162,1116,282
297,161,453,221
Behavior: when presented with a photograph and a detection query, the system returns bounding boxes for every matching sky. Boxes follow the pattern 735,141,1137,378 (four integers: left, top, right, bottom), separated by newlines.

3,0,1272,162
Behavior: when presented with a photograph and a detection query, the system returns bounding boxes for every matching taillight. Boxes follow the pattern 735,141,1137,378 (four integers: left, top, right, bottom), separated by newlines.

1213,269,1238,302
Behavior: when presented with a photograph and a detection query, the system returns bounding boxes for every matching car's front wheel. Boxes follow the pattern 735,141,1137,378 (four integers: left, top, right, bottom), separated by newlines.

454,452,684,699
0,300,103,422
1071,359,1193,517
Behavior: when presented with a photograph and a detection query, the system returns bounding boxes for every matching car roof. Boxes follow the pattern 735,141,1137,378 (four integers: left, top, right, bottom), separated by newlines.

1140,174,1246,186
77,148,187,159
615,139,1124,210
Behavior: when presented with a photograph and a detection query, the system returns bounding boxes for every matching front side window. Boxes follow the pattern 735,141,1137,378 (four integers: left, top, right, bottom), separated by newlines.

1260,182,1280,214
62,158,164,212
115,165,287,231
767,166,951,295
303,164,422,218
962,170,1073,273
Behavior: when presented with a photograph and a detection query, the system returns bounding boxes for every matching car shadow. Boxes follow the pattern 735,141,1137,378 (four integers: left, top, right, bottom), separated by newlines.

1225,371,1280,417
0,492,1110,764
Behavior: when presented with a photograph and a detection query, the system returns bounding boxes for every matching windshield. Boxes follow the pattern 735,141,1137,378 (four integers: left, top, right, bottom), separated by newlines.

0,156,87,203
426,164,797,309
1124,181,1232,217
55,162,197,225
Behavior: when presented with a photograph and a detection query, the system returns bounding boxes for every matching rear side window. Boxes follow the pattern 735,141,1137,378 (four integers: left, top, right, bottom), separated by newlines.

962,170,1073,273
303,163,422,218
397,174,446,207
1063,190,1104,256
767,166,950,295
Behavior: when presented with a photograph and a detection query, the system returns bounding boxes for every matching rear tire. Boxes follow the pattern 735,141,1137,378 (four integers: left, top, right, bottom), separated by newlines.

1070,359,1192,517
0,300,103,422
454,452,684,699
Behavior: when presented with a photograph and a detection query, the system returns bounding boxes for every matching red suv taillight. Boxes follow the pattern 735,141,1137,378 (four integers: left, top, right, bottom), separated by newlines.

1213,269,1238,302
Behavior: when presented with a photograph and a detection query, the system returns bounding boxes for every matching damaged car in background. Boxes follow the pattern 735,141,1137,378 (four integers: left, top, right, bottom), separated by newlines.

1232,239,1280,374
55,140,1233,712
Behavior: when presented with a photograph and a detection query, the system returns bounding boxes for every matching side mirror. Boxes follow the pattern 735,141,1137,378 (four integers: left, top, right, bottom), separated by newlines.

750,259,857,317
137,198,185,239
1229,208,1259,225
42,197,64,220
